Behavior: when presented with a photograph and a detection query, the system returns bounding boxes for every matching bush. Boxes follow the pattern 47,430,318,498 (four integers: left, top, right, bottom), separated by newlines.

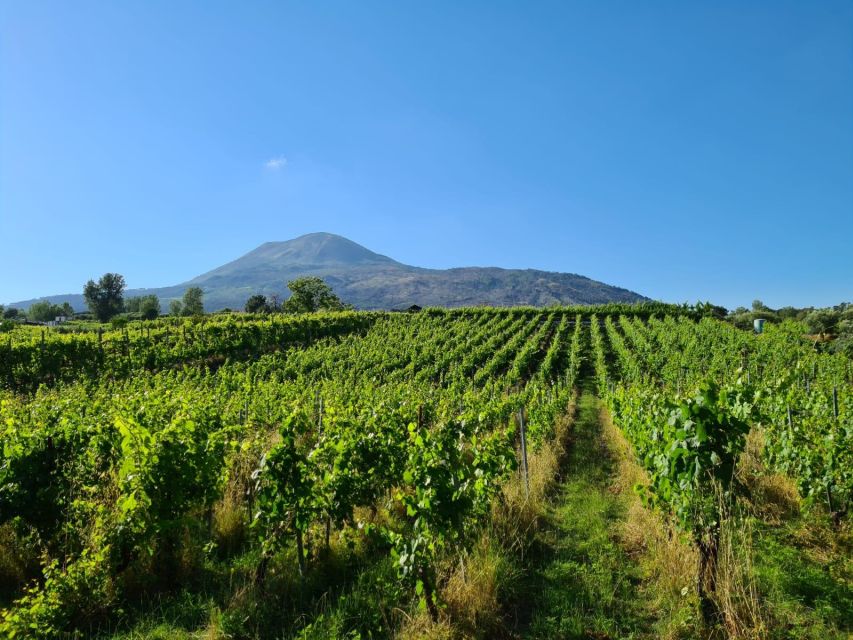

804,309,840,335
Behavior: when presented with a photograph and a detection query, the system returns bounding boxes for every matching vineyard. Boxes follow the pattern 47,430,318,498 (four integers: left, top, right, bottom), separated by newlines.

0,307,850,639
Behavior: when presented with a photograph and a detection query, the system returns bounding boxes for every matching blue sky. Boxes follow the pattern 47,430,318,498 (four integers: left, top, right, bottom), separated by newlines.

1,1,851,309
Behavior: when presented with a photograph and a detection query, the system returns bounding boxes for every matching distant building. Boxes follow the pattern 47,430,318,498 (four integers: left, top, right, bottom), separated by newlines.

45,316,69,327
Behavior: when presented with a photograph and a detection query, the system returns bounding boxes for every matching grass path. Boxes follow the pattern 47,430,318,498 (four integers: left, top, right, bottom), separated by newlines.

516,385,654,639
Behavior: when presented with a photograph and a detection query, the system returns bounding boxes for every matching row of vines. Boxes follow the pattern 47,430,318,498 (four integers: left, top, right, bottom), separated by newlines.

0,309,584,637
590,314,851,620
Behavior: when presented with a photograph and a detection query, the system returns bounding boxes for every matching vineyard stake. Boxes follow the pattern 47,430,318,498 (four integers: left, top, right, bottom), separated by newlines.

833,386,838,420
518,408,529,498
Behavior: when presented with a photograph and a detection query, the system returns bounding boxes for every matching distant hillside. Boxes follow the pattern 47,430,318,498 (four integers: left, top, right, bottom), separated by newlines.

7,232,648,311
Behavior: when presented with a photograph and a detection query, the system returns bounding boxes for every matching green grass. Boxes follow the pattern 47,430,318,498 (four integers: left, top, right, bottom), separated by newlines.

512,384,852,640
517,387,654,639
92,540,406,639
752,519,852,639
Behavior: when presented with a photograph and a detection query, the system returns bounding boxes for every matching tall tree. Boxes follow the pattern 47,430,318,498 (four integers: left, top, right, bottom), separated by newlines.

752,299,770,312
182,287,204,316
245,294,271,314
284,276,346,313
83,273,126,322
139,296,160,320
805,309,839,336
126,295,160,320
28,301,74,322
27,301,55,322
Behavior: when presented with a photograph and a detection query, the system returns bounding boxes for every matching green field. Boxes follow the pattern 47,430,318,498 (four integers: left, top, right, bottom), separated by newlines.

0,307,850,639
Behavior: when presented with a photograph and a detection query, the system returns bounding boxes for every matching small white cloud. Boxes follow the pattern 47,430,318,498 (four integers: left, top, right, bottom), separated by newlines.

265,156,287,170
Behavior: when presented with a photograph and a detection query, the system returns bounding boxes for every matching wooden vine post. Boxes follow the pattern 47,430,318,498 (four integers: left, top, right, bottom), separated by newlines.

518,407,529,498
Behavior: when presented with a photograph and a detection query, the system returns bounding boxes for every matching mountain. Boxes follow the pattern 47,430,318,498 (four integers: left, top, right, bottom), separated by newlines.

7,232,648,311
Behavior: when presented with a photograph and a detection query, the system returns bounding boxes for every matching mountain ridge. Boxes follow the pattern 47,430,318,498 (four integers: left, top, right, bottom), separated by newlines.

6,232,649,311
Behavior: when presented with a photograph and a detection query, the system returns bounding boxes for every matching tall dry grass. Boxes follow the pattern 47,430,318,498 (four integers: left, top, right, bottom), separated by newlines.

490,399,576,555
599,405,700,639
396,395,578,640
713,507,767,640
604,407,776,639
736,429,799,524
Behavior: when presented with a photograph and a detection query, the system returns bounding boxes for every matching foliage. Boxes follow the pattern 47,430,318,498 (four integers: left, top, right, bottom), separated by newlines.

0,307,848,637
804,308,840,335
593,312,852,623
0,312,378,392
181,287,204,316
285,277,347,313
83,273,126,322
28,301,74,322
610,381,753,537
125,295,161,320
253,416,317,577
387,417,515,616
245,294,271,314
0,308,583,636
752,299,770,312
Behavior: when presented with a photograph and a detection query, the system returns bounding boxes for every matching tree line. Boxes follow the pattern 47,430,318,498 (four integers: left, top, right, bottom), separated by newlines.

1,274,348,326
243,276,348,314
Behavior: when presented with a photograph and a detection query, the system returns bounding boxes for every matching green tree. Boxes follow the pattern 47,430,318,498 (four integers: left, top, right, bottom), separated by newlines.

244,294,270,314
28,301,56,322
694,301,727,320
284,277,346,314
169,300,183,317
3,307,22,320
181,287,204,316
28,301,74,322
139,295,160,320
805,309,839,335
126,295,160,320
776,306,801,320
83,273,126,322
752,299,770,312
